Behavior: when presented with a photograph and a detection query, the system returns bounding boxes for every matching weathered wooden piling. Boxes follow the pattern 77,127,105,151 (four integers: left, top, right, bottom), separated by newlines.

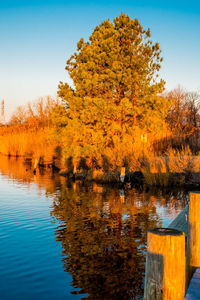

144,228,185,300
186,192,200,290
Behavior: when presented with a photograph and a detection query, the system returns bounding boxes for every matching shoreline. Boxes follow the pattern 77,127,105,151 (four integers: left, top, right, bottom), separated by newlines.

59,169,200,189
2,153,200,189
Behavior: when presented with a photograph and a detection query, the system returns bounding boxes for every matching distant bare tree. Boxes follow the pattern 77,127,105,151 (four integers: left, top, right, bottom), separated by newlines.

9,96,57,128
185,92,200,129
166,87,200,136
9,106,28,125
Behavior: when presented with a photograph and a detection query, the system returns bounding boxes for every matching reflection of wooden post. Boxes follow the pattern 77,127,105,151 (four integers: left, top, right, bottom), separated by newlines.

73,182,77,192
33,158,38,174
144,228,185,300
120,189,125,203
120,167,125,183
186,192,200,290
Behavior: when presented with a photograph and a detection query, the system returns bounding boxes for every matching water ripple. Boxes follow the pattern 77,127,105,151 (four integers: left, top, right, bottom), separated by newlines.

0,162,187,300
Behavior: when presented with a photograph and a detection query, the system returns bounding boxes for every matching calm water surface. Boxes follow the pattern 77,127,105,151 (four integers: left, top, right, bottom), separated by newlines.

0,158,188,299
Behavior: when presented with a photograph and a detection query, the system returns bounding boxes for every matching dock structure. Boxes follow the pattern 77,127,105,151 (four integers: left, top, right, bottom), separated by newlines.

144,192,200,299
185,268,200,299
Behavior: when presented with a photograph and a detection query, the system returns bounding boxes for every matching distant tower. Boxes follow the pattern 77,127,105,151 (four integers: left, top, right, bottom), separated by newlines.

1,100,5,124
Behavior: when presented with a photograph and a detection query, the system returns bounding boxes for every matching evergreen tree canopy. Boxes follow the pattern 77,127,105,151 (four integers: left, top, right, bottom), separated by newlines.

58,13,168,169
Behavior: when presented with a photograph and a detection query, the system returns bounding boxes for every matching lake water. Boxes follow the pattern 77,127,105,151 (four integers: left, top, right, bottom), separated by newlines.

0,157,188,299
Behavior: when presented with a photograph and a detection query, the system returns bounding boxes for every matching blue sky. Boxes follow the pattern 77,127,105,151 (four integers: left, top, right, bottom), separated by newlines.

1,0,200,119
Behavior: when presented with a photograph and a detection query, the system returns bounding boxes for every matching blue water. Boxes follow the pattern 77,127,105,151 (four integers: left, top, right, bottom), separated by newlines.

0,174,84,300
0,158,187,299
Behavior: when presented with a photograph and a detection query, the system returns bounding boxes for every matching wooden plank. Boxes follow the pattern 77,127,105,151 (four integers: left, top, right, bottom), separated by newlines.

168,205,188,237
185,268,200,299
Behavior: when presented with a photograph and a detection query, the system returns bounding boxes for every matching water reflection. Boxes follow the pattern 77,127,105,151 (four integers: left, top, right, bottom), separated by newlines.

0,156,64,195
51,182,187,299
0,157,188,299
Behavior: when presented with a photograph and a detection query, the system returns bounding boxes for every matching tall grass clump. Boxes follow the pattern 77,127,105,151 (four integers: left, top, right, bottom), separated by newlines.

0,126,59,165
142,156,171,186
167,146,200,173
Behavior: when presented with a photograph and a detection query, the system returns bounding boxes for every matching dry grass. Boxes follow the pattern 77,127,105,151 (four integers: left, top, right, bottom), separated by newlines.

167,146,200,173
142,146,200,186
142,156,171,186
0,127,58,164
1,122,200,187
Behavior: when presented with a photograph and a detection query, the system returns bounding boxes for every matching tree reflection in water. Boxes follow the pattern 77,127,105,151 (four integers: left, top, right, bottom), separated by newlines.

0,157,187,299
51,182,187,299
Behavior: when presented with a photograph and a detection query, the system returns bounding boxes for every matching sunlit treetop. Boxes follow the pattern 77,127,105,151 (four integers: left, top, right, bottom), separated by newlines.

59,13,164,103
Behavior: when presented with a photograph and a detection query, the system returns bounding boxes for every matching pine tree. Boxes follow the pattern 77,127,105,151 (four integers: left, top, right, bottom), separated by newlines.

58,13,168,170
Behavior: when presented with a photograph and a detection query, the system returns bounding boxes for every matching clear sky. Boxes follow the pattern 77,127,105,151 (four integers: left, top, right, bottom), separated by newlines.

1,0,200,120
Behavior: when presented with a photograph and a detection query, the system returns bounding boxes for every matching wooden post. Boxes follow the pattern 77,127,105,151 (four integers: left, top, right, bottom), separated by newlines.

73,164,77,175
72,160,78,181
186,192,200,290
144,228,185,300
72,159,78,175
120,167,125,183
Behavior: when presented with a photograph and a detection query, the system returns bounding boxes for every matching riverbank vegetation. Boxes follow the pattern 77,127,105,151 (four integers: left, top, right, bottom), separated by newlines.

1,13,200,186
0,96,61,168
